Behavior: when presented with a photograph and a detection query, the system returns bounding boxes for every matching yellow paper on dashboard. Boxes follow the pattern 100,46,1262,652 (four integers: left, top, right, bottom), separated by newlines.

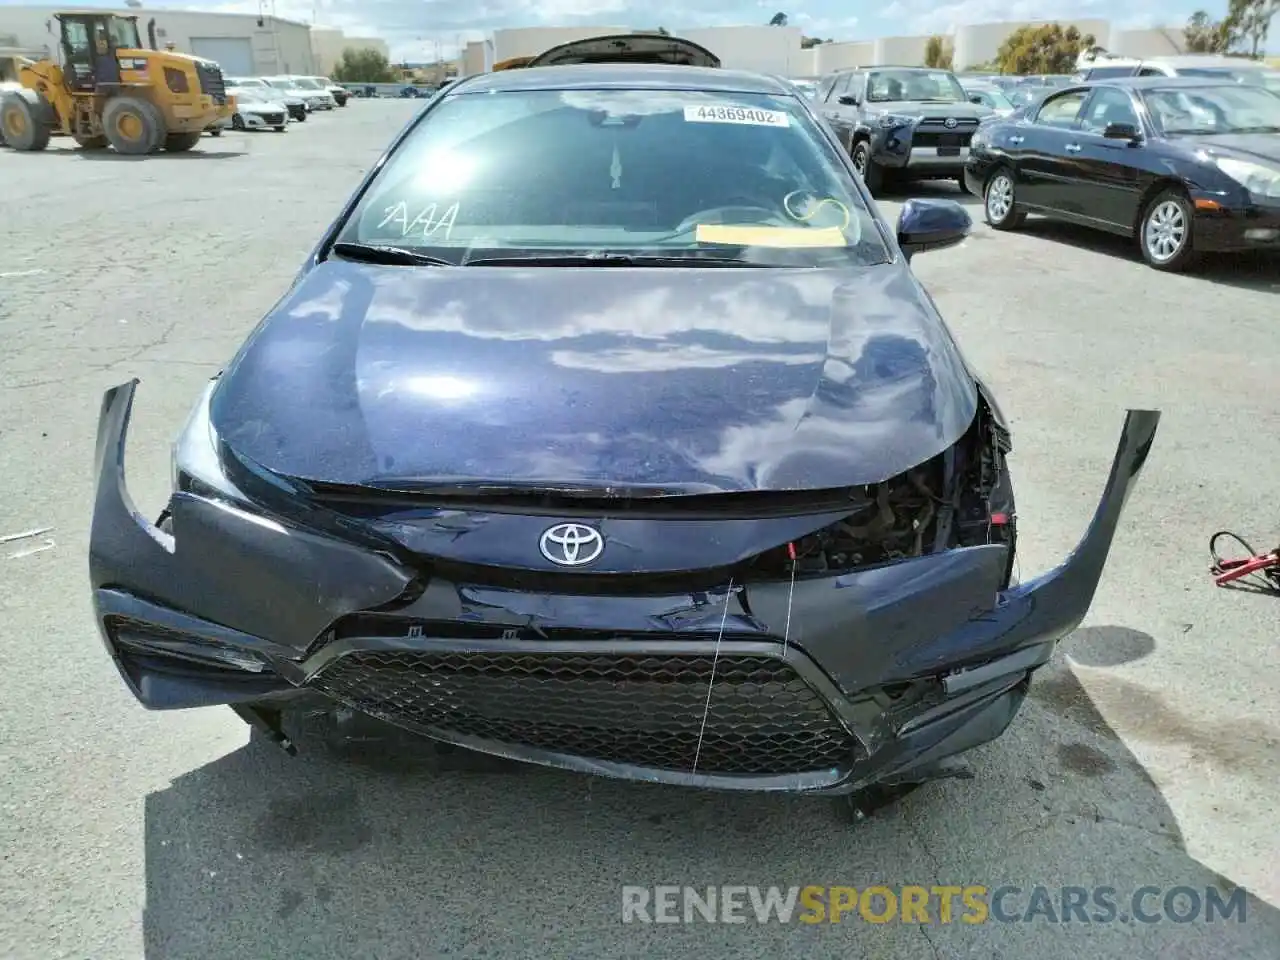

694,224,848,248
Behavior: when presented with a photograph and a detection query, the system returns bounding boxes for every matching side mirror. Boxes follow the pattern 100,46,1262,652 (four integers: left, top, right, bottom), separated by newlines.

838,95,858,106
896,198,971,260
1103,121,1141,142
968,94,984,105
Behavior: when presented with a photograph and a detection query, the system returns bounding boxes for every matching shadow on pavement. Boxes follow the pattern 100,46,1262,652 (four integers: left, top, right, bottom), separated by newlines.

71,149,248,161
880,180,984,209
1017,218,1278,293
142,625,1280,960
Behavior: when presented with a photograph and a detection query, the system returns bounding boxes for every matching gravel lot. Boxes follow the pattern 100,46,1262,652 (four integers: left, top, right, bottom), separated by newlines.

1,101,1277,960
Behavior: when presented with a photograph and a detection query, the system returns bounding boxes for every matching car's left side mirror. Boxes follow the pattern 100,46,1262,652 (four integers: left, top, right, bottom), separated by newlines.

968,94,984,104
896,199,971,260
1103,121,1142,142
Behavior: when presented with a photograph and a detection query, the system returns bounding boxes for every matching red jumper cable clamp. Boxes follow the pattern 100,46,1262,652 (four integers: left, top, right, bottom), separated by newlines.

1208,531,1280,593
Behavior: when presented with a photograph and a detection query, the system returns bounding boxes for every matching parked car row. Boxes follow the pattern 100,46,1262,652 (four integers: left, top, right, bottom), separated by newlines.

804,61,1277,273
206,74,350,135
968,75,1280,272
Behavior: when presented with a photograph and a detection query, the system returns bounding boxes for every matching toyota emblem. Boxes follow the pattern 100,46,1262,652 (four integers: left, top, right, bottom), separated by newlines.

539,523,605,566
944,117,958,128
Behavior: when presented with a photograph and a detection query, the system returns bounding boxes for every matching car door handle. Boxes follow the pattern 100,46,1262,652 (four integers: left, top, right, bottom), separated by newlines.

1065,143,1082,152
1008,135,1024,144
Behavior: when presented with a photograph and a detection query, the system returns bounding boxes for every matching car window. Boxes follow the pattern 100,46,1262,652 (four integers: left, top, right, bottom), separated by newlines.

817,75,836,101
968,89,1014,110
62,20,90,56
1086,66,1137,79
1179,66,1280,92
1035,90,1089,127
1137,67,1165,77
1141,83,1280,135
1079,87,1139,133
338,88,890,267
827,74,851,102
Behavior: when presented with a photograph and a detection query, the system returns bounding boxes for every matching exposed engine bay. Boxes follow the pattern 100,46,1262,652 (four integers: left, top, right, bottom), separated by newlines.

748,396,1015,583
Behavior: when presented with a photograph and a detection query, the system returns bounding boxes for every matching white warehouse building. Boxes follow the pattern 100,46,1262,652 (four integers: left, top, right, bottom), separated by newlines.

310,25,390,76
0,5,324,76
459,19,1191,78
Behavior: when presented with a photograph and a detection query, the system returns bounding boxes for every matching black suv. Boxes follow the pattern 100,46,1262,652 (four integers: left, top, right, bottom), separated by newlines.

816,66,995,194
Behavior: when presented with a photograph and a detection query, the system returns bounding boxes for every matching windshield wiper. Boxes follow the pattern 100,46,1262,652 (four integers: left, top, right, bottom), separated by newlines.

330,242,454,266
463,253,759,267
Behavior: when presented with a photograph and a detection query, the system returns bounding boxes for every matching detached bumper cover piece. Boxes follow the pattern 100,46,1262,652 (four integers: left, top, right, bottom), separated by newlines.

89,381,1159,794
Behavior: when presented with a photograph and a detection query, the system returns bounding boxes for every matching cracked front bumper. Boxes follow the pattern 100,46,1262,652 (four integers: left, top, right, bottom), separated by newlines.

89,382,1158,794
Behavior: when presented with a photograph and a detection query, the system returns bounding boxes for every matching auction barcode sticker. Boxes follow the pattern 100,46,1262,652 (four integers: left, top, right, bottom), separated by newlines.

683,105,790,127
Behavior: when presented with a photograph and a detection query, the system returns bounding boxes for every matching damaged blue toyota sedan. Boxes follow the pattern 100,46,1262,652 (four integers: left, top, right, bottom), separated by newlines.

90,63,1159,817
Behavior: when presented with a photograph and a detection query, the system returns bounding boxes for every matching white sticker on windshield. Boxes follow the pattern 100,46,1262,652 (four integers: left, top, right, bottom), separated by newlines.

683,105,790,127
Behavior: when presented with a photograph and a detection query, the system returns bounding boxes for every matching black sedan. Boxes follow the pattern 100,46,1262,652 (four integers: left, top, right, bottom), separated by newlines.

965,77,1280,270
89,64,1158,815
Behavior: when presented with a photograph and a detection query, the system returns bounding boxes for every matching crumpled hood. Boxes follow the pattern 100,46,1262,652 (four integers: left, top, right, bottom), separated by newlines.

210,259,979,493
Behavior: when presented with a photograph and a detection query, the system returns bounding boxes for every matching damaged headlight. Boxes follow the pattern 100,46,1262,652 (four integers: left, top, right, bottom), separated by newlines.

170,379,249,503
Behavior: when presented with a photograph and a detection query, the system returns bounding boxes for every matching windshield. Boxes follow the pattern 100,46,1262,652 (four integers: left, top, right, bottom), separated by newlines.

292,78,321,90
337,88,888,267
107,16,140,49
1143,83,1280,134
231,77,267,88
867,69,966,103
1178,66,1280,92
967,88,1014,110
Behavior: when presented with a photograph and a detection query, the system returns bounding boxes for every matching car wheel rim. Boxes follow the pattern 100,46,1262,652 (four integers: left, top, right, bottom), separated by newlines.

987,175,1013,222
1144,200,1186,262
852,148,866,175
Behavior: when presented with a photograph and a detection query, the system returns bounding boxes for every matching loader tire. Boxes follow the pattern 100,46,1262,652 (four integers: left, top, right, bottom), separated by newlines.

0,89,53,152
163,131,202,152
103,96,165,155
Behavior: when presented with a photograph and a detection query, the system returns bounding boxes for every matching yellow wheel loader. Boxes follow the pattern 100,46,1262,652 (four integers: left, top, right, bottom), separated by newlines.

0,12,234,155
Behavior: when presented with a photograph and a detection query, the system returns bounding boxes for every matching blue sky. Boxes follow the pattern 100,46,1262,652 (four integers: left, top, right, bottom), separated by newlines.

0,0,1230,60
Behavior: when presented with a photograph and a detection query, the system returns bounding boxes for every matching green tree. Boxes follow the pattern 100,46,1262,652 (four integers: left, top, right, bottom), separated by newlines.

995,23,1095,74
923,34,954,69
1227,0,1277,57
331,47,398,84
1184,10,1234,52
801,36,831,48
768,12,788,26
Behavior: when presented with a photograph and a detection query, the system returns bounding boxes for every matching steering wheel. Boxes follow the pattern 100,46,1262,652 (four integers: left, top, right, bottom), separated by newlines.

675,203,790,234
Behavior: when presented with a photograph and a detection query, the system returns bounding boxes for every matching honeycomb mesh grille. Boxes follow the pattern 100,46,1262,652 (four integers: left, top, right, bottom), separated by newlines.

307,650,854,776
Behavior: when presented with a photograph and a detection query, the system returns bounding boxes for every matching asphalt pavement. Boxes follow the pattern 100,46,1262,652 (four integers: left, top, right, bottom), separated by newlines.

1,101,1277,960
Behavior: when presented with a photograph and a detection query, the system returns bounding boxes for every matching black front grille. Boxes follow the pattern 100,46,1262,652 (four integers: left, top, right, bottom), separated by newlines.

307,649,855,776
914,131,974,148
195,62,226,105
261,112,284,125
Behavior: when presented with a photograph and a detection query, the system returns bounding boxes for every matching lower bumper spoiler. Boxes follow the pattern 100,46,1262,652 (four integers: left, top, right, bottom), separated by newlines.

88,380,1158,790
